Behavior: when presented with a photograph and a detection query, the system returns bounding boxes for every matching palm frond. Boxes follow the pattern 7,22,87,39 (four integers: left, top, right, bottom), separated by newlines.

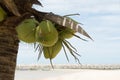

62,40,81,64
34,43,43,61
73,34,88,41
48,48,54,69
63,13,80,17
62,42,69,62
44,12,93,40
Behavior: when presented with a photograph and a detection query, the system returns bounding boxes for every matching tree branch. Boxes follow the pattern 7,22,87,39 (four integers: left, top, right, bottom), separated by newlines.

28,8,93,40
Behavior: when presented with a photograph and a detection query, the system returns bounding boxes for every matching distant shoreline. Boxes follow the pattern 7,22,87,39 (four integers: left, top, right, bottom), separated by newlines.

16,64,120,70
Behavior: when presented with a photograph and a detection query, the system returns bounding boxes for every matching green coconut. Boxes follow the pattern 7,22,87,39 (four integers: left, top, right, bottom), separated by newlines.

16,19,39,43
36,20,58,47
59,27,76,39
43,39,62,59
0,6,7,22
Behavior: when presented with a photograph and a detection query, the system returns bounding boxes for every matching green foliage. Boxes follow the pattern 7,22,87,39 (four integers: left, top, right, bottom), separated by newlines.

0,6,7,22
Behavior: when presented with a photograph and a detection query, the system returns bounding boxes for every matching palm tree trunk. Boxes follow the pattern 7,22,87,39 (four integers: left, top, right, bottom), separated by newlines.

0,19,19,80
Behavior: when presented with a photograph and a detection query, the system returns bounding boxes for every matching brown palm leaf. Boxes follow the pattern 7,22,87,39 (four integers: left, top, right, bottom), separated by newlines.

44,13,93,40
1,0,20,16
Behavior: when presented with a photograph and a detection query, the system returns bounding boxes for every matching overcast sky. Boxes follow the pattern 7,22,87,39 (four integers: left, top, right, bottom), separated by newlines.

17,0,120,65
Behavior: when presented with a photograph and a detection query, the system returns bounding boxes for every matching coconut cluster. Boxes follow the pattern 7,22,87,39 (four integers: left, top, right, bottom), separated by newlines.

0,4,90,68
16,18,81,66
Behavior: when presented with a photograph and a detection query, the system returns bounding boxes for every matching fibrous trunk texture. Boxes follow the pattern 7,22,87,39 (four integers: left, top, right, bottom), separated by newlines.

0,18,19,80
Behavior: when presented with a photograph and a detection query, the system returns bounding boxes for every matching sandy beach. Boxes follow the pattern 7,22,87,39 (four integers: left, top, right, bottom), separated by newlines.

15,69,120,80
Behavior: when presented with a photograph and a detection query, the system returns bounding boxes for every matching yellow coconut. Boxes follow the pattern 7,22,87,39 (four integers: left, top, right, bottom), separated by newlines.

16,19,38,43
36,20,58,47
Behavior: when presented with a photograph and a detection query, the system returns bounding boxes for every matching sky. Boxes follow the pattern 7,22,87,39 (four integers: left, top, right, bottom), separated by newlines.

17,0,120,65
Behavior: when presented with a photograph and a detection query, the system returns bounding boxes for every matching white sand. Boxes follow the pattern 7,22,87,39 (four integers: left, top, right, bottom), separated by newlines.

15,69,120,80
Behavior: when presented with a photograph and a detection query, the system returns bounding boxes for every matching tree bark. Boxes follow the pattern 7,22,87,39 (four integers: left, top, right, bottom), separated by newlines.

0,0,43,80
0,17,19,80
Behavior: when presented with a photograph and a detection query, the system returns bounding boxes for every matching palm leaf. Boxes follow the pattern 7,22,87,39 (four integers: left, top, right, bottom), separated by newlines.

28,8,93,40
1,0,20,16
44,13,93,40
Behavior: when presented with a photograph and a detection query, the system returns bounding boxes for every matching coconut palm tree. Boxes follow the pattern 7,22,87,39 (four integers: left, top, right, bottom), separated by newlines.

0,0,92,80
